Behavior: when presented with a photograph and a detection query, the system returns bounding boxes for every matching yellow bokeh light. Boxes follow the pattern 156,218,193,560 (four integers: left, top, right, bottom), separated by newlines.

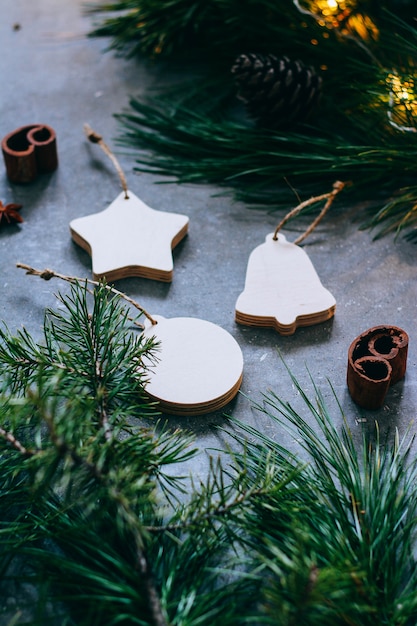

387,72,417,131
315,0,346,16
306,0,379,40
389,74,415,102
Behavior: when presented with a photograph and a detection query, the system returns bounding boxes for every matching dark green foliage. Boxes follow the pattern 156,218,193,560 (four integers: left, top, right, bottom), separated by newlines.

227,372,417,625
87,0,417,238
86,0,313,60
1,284,417,623
86,0,416,61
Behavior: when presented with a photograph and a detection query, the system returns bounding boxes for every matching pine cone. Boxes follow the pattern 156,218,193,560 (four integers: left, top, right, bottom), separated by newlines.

231,53,322,129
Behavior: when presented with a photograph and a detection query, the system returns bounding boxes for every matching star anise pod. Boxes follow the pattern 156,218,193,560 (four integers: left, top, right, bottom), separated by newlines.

0,200,23,226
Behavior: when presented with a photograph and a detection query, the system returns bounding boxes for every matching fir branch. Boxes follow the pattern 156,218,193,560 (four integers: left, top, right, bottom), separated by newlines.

2,280,417,622
86,0,318,60
0,283,196,623
39,398,169,626
227,369,417,625
86,0,416,63
86,0,417,238
16,263,157,327
115,91,417,238
0,426,34,458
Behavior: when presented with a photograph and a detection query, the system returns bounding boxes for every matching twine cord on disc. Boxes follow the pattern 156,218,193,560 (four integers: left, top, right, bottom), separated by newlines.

16,263,157,327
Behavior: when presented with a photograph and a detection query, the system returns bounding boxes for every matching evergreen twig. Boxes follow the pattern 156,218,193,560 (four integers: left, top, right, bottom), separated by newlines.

86,0,417,238
40,399,169,626
16,262,157,326
1,282,417,623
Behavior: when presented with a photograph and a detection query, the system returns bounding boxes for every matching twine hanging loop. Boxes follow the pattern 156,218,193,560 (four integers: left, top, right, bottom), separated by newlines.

272,180,346,245
84,123,129,199
16,263,157,327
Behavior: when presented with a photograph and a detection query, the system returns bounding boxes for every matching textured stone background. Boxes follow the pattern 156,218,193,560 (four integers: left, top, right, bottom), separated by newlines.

1,0,417,620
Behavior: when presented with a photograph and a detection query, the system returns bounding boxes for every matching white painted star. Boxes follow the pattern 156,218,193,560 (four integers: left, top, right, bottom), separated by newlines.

69,191,189,282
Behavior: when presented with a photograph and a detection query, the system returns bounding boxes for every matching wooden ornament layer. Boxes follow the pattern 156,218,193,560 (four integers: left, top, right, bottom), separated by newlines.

142,316,244,416
69,191,189,282
235,233,336,335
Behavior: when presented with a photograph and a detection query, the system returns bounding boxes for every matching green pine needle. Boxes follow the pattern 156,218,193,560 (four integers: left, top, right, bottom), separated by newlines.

86,0,417,239
1,284,417,623
227,368,417,625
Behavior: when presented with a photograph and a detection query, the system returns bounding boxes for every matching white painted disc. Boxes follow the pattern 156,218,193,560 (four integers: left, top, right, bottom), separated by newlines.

142,316,244,415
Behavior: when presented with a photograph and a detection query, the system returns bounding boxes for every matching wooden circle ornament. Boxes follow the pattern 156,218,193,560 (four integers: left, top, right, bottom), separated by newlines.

142,316,244,415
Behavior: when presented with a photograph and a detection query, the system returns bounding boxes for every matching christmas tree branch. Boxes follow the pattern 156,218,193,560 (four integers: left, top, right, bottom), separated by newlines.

85,0,417,238
145,480,269,534
3,276,417,622
58,461,168,626
16,263,157,326
0,426,34,458
30,390,169,626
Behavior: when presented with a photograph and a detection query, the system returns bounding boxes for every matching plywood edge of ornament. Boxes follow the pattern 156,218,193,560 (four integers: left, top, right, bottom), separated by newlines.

141,315,244,416
145,373,243,416
235,232,336,336
69,190,189,282
235,305,336,336
70,222,189,282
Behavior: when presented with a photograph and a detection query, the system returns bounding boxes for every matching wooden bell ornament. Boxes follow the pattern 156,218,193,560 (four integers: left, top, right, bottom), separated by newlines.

235,182,345,335
347,325,409,410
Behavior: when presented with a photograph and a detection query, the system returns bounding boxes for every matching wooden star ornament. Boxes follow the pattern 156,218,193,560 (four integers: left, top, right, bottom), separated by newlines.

0,200,23,226
69,124,189,282
70,190,188,282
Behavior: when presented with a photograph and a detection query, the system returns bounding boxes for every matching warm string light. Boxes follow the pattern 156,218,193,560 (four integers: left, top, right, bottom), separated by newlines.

315,0,350,27
387,72,417,133
294,0,378,41
296,0,353,28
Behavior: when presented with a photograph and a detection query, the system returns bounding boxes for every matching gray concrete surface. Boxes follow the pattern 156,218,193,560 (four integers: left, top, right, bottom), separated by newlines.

1,2,417,476
1,0,417,620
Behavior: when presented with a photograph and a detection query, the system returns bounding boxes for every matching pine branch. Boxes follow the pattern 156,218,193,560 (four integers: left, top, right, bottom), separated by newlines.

86,0,417,62
16,263,157,326
2,279,417,623
39,400,169,626
0,426,34,457
0,282,199,623
86,0,417,238
226,367,417,625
